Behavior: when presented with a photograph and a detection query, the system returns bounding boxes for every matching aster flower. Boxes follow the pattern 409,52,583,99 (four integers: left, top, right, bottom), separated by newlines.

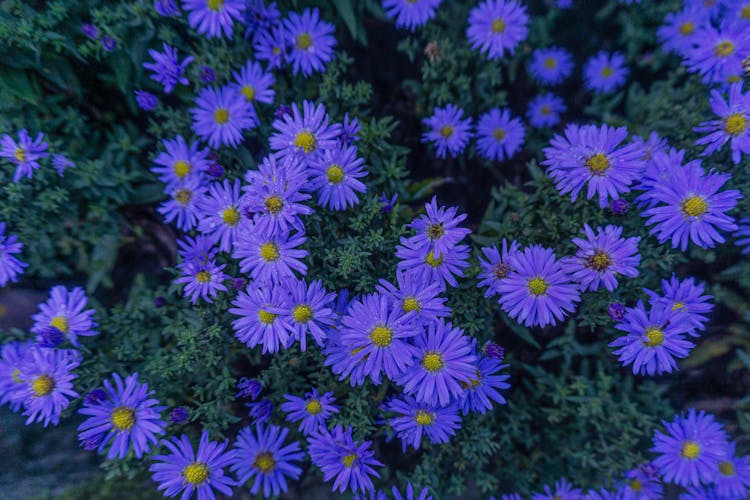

0,222,27,287
81,23,99,39
280,388,339,435
476,108,526,162
18,347,81,427
254,25,288,69
157,176,208,231
477,239,520,298
237,377,262,400
36,326,65,348
497,245,581,328
197,179,244,252
243,0,281,40
651,409,730,487
695,81,750,164
270,100,340,163
397,320,476,406
101,37,117,51
583,51,628,93
529,47,574,85
714,441,750,499
177,234,218,269
608,302,626,322
323,330,370,387
632,131,669,162
615,464,663,500
542,124,644,208
0,129,49,182
386,395,461,451
230,282,293,353
175,259,229,304
376,269,450,325
233,226,308,283
405,197,470,258
143,43,193,93
395,239,470,288
51,154,75,176
390,483,433,500
135,90,159,111
339,113,361,146
232,60,275,106
532,478,583,500
633,148,694,207
658,6,704,56
382,0,442,31
248,399,273,424
641,161,741,250
562,224,641,293
466,0,529,60
151,135,210,187
421,104,473,159
31,286,97,347
77,373,166,459
280,278,336,351
154,0,179,16
149,430,236,499
308,144,368,211
335,293,421,385
183,0,245,39
0,341,32,411
284,9,336,77
527,93,566,128
191,85,257,149
170,407,189,424
307,425,383,494
484,341,505,360
458,354,510,415
735,217,750,253
645,275,713,335
685,22,750,84
230,423,304,497
609,300,695,376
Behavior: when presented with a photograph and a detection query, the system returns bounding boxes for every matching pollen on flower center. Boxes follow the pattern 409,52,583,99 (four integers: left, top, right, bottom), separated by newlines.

743,6,750,19
293,130,317,153
681,195,708,218
50,315,70,334
33,374,55,397
543,57,557,69
493,263,510,279
719,460,736,476
264,195,284,214
12,369,22,383
601,66,614,77
173,160,191,178
540,105,551,115
439,125,454,138
214,108,230,124
175,189,193,205
587,250,612,271
254,451,277,473
724,113,747,135
415,410,435,425
679,22,695,36
260,242,280,262
629,479,643,492
182,462,209,485
427,223,445,240
681,440,701,459
111,406,136,431
672,301,685,311
527,277,549,296
292,304,313,323
241,85,255,101
296,33,313,50
221,207,240,226
585,153,611,174
715,40,735,57
370,325,393,347
493,128,507,141
402,296,421,313
644,327,665,347
196,270,211,283
491,18,506,33
259,309,277,325
421,351,444,372
342,453,357,467
326,164,345,184
14,147,26,162
424,250,444,268
305,399,322,414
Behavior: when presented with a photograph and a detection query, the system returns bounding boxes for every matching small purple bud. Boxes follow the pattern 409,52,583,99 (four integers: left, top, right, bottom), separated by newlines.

610,198,629,215
274,105,292,120
36,326,65,348
170,407,189,424
102,37,117,51
247,399,273,424
153,0,179,16
154,296,167,308
608,302,626,322
84,388,108,406
484,342,505,360
207,151,220,162
81,23,99,40
379,192,398,214
206,162,224,179
135,90,159,111
236,377,262,400
231,278,246,291
200,66,216,83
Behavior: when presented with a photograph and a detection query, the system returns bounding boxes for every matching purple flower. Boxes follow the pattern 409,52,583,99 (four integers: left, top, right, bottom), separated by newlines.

608,302,625,322
78,373,166,459
467,0,529,60
695,81,750,164
230,277,246,291
308,144,368,211
135,90,159,111
339,113,361,145
183,0,246,39
382,0,442,31
206,161,224,179
232,59,275,105
230,282,293,353
392,483,433,500
610,198,629,215
254,25,288,69
483,341,505,360
529,47,574,85
284,8,336,77
157,176,208,231
380,192,398,213
615,465,663,500
458,353,510,415
583,51,628,93
376,269,450,325
248,399,273,424
233,226,308,283
270,100,341,164
386,395,461,451
18,347,81,427
527,93,566,128
281,278,336,351
143,43,193,94
199,65,215,83
280,388,339,435
422,104,473,159
236,377,262,400
152,135,209,187
101,37,117,51
477,240,520,298
0,129,49,182
35,326,65,348
405,196,470,259
177,234,217,269
153,296,167,308
735,217,750,253
395,238,470,289
497,245,581,328
197,179,244,252
645,275,713,335
657,6,704,56
154,0,179,16
81,23,99,39
632,131,669,162
0,341,33,411
243,0,281,41
170,407,189,424
51,154,75,176
149,430,236,499
685,22,750,85
191,85,257,149
532,478,582,500
175,259,229,304
714,441,750,498
0,223,27,287
31,286,98,347
476,108,526,161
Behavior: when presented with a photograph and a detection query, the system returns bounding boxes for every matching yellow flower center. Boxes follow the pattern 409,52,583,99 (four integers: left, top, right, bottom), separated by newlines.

254,452,276,473
326,164,344,184
724,113,747,135
586,153,610,174
221,207,240,226
421,351,444,372
439,125,454,138
415,410,435,425
296,33,313,50
175,189,193,205
491,18,506,33
644,327,665,347
173,160,191,178
259,309,277,325
111,406,136,431
681,195,708,218
12,369,22,383
543,57,557,69
729,75,742,83
493,128,507,141
241,85,255,102
540,105,551,115
214,108,230,124
426,223,445,240
264,195,283,214
402,296,421,313
672,301,686,311
493,263,510,279
743,6,750,19
14,148,26,162
294,130,317,153
292,304,313,323
601,66,614,77
50,315,70,334
260,242,280,262
681,440,701,459
719,460,736,476
679,22,695,36
587,250,612,271
629,479,642,492
424,250,444,268
460,369,482,390
196,270,211,283
715,40,736,57
33,374,55,397
527,277,549,296
305,399,322,415
369,325,393,347
182,462,209,485
342,453,357,467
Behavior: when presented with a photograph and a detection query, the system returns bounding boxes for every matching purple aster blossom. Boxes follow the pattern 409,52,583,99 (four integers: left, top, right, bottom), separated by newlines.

467,0,529,60
284,8,336,77
280,388,339,435
632,131,669,162
0,129,49,182
583,51,629,93
170,407,189,424
35,326,65,348
339,113,361,145
149,430,236,499
641,161,742,250
714,441,750,498
206,161,224,179
735,217,750,253
645,275,713,335
270,100,341,164
308,144,368,211
386,395,461,451
51,154,75,176
243,0,281,40
84,388,107,406
615,465,663,500
380,192,398,213
197,179,244,252
0,222,27,286
395,238,470,288
324,332,369,387
230,282,293,353
0,341,32,411
529,47,574,85
695,81,750,164
177,234,218,269
157,176,208,231
562,224,641,293
497,245,581,328
101,37,117,51
143,43,193,94
280,278,336,351
230,277,246,291
610,198,629,215
230,423,304,497
335,293,420,385
476,108,526,162
541,124,644,208
633,148,694,208
154,0,179,16
183,0,245,39
376,269,450,325
307,425,383,494
191,85,257,149
651,409,730,487
77,372,166,460
153,296,167,308
392,483,433,500
382,0,442,31
81,23,99,39
658,6,705,56
608,302,626,322
135,90,159,111
236,377,262,400
175,259,229,304
476,240,520,298
152,135,210,187
458,352,510,415
685,22,750,85
254,25,288,69
31,286,97,347
18,347,80,427
484,341,504,360
609,300,695,376
532,478,583,500
232,60,275,106
527,93,566,128
397,320,476,406
405,197,470,258
233,226,308,283
421,104,473,159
